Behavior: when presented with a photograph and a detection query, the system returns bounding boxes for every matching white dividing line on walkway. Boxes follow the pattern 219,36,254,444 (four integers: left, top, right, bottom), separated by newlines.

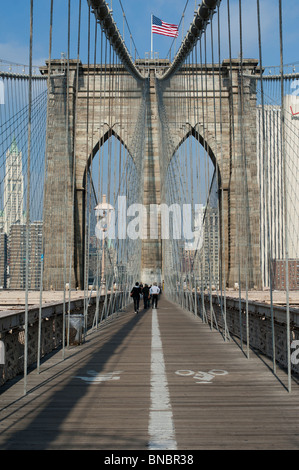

148,308,177,450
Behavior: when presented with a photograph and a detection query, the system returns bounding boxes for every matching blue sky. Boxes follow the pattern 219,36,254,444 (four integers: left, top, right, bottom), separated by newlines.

0,0,298,71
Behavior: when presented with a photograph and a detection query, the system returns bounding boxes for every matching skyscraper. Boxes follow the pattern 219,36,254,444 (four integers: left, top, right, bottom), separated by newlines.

3,137,24,235
9,222,43,290
0,231,7,288
256,94,299,289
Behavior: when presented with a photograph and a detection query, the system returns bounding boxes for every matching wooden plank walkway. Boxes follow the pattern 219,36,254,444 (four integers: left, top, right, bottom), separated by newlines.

1,297,299,450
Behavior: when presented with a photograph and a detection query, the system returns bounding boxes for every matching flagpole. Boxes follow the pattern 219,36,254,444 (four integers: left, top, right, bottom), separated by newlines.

151,14,153,59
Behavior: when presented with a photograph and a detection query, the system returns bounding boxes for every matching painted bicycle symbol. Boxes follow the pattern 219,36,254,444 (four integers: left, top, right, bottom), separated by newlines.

175,369,228,384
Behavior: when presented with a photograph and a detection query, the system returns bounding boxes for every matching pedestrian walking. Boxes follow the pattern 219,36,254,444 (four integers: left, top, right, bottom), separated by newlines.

130,282,141,314
142,284,150,309
150,282,160,309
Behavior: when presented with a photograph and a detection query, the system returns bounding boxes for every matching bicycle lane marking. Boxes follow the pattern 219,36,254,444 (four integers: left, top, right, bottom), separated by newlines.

148,308,177,450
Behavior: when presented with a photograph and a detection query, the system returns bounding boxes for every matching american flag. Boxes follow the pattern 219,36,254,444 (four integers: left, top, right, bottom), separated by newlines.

152,15,179,38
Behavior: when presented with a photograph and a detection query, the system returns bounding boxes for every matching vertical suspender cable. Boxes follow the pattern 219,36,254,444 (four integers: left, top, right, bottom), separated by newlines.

83,4,91,337
62,0,71,360
193,44,201,319
204,32,214,330
256,0,276,373
279,0,291,393
199,38,207,323
227,0,242,350
211,11,226,337
227,0,240,346
84,13,97,328
68,0,82,347
238,0,250,356
210,15,223,333
94,29,104,329
237,0,244,353
24,0,33,396
217,5,229,342
37,0,54,373
242,0,250,359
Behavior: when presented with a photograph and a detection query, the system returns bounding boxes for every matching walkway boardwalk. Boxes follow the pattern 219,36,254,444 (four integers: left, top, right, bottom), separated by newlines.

1,297,299,450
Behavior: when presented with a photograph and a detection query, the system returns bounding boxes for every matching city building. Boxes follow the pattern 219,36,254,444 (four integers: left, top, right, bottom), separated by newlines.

3,137,25,235
0,231,7,288
257,94,299,289
9,222,43,290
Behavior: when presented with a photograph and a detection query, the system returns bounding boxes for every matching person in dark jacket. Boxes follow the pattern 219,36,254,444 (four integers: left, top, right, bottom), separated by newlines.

131,282,141,314
142,284,150,309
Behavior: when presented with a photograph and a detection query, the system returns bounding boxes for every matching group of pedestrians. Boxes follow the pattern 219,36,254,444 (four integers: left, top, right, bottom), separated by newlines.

130,281,161,314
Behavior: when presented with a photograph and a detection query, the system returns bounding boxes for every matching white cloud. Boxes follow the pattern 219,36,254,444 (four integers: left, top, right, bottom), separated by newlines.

0,41,47,70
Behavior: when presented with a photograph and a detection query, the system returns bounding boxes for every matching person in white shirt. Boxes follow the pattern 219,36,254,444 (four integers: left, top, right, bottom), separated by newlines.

150,282,160,309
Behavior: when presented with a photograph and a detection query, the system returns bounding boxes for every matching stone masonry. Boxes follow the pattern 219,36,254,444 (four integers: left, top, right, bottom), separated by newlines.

41,59,262,290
